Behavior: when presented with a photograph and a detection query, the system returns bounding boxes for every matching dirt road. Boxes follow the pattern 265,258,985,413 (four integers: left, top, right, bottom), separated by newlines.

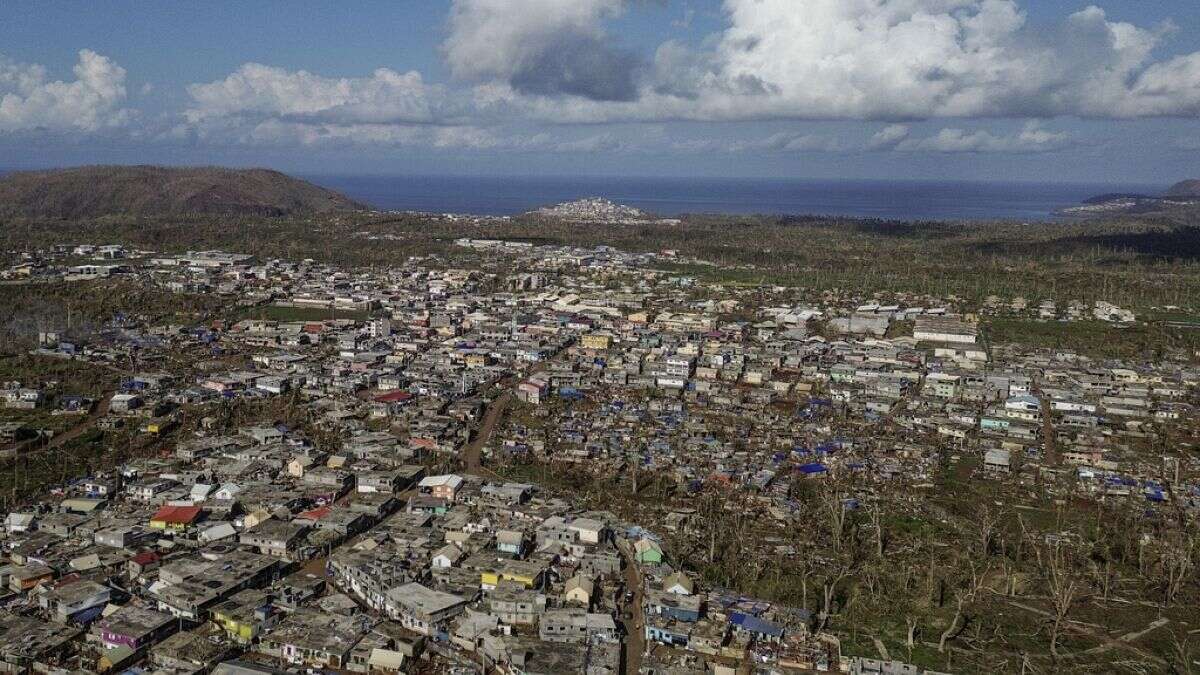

461,360,552,476
1,391,114,460
461,390,513,476
617,538,647,675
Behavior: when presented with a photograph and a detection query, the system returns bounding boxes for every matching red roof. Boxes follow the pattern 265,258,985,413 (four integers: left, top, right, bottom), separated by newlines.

374,390,413,403
131,551,160,566
299,505,332,521
50,573,81,589
150,505,203,524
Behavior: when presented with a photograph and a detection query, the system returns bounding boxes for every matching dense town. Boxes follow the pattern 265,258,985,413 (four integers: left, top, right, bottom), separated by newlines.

0,232,1197,675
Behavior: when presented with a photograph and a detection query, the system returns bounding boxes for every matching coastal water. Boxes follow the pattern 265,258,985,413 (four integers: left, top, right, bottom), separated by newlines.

307,174,1162,222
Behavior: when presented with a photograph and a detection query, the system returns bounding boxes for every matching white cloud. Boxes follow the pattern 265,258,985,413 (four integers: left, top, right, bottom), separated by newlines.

868,124,911,150
444,0,640,101
892,122,1072,153
182,63,487,149
173,0,1200,152
175,108,641,155
1126,52,1200,117
0,49,131,132
238,120,427,147
675,132,843,153
549,133,631,153
461,0,1200,123
185,63,451,125
666,0,1200,120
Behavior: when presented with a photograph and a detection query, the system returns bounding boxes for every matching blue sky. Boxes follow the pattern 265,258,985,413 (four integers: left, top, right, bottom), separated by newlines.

1,0,1198,183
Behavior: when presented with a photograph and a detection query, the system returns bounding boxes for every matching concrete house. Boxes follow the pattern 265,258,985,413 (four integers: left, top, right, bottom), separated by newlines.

384,583,468,636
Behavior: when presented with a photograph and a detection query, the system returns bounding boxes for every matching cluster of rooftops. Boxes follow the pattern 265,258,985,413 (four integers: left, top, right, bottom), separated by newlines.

0,237,1194,674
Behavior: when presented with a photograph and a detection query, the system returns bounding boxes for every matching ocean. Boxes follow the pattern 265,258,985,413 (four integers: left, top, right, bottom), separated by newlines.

306,174,1163,222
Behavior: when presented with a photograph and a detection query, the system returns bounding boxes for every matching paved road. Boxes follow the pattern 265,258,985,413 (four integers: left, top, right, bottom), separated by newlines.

617,538,646,675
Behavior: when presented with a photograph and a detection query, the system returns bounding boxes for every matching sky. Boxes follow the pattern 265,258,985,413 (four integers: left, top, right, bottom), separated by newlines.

1,0,1199,184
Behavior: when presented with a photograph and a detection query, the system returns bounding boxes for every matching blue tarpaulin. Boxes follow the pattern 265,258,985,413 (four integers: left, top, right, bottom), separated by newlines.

730,612,784,638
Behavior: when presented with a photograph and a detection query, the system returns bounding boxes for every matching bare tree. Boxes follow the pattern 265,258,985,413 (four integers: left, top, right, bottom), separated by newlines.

938,557,992,653
866,498,886,558
1156,532,1197,608
1036,542,1082,661
819,484,851,553
976,502,1007,558
818,562,852,631
1169,628,1196,675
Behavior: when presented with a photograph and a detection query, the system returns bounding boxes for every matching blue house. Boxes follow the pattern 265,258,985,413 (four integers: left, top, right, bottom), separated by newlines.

797,463,828,476
646,590,702,623
645,620,690,648
729,612,784,642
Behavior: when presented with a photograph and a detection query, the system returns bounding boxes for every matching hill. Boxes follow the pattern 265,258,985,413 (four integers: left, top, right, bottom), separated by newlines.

0,165,368,219
1164,179,1200,198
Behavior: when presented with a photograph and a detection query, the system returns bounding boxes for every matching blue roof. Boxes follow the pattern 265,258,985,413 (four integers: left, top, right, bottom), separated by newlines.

71,605,106,624
729,612,784,637
798,463,828,474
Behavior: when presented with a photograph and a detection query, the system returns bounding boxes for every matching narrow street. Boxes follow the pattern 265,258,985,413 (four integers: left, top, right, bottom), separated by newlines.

461,359,553,477
1036,389,1057,465
617,538,646,675
461,390,513,476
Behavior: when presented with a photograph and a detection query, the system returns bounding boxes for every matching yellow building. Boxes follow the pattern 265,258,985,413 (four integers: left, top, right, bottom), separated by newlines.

148,505,202,532
580,333,612,350
480,560,545,590
210,590,273,644
480,570,537,589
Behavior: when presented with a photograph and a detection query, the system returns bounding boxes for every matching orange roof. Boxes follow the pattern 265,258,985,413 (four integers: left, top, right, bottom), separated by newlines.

150,505,203,524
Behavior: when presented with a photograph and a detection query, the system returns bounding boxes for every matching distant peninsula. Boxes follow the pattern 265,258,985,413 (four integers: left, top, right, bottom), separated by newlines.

0,165,368,219
531,197,679,225
1063,179,1200,218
